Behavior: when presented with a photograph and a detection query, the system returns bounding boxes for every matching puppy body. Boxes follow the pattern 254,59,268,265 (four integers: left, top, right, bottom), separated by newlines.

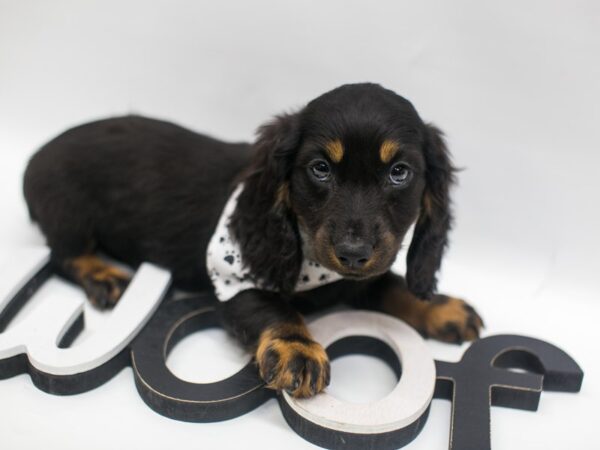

24,84,483,397
24,116,250,290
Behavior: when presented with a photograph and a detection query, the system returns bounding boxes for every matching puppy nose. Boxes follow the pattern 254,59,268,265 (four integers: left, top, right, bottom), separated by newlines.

335,242,373,269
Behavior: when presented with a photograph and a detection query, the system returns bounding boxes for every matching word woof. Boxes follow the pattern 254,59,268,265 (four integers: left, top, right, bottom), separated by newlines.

0,248,584,450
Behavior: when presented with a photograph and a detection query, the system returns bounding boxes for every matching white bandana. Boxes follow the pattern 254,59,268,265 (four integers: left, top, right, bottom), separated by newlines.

206,184,343,301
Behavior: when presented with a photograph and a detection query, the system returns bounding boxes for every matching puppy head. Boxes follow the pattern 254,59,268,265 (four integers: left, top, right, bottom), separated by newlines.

231,83,455,299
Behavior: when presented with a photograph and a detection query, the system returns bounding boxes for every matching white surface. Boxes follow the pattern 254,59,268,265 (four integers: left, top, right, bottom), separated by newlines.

0,1,598,449
0,247,49,313
0,252,170,375
283,310,435,433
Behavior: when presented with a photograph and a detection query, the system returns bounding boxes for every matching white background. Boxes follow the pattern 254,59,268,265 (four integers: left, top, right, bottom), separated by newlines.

1,1,599,449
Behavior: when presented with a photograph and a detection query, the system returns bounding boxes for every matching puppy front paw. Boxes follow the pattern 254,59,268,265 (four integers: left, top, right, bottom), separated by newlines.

256,324,330,398
421,295,484,344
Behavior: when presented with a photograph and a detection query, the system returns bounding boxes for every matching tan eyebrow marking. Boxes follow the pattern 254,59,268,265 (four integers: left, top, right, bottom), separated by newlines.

380,140,400,163
324,139,344,163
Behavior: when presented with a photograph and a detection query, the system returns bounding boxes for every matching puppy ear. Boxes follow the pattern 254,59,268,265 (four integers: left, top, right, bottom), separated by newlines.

230,112,303,295
406,124,457,300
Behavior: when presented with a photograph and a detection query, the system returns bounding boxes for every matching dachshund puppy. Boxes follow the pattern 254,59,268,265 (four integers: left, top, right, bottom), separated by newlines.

23,83,483,398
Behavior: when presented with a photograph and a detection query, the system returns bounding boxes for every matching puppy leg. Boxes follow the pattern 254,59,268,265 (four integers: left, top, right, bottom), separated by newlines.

61,254,131,309
219,290,330,398
375,273,483,344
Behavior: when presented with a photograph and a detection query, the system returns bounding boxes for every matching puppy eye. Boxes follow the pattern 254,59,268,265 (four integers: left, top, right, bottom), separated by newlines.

389,163,413,186
310,160,331,181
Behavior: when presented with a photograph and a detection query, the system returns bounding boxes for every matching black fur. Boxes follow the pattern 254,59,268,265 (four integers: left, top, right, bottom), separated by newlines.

406,124,456,299
230,84,456,302
230,113,304,295
23,82,459,356
24,116,251,289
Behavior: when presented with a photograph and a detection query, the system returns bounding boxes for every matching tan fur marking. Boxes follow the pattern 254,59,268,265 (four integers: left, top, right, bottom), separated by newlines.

422,297,483,342
363,231,396,271
70,255,129,282
274,182,291,208
70,254,105,277
256,322,329,398
421,191,434,218
380,286,429,330
326,246,344,271
67,255,131,305
314,226,345,273
380,288,483,343
379,139,400,163
324,139,344,163
317,226,396,278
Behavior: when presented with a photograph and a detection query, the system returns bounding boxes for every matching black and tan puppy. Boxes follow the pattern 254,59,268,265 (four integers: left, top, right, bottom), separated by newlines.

23,83,482,398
